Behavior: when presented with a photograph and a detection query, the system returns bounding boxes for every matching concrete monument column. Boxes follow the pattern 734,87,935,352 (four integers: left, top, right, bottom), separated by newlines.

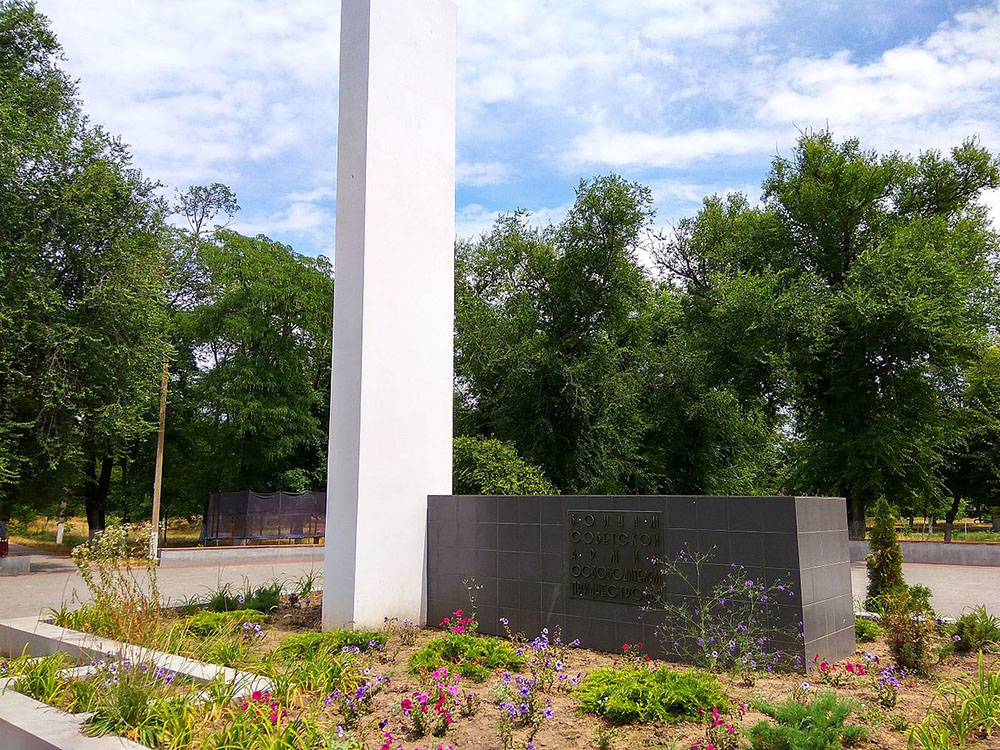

323,0,456,630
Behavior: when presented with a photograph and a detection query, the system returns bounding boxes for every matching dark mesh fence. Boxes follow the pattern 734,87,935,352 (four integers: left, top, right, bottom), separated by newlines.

203,491,325,544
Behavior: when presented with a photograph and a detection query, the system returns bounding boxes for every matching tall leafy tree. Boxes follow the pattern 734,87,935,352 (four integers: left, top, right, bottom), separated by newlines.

0,0,170,533
940,346,1000,540
456,176,654,493
176,231,333,499
669,132,999,535
456,176,783,495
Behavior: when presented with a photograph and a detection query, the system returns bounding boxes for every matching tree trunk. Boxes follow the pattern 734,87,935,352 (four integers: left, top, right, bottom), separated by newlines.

992,510,1000,534
55,494,68,545
120,457,131,523
847,492,867,539
943,495,962,543
85,456,113,540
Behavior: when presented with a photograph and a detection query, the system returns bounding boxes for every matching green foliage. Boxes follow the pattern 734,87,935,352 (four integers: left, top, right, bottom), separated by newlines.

908,652,1000,749
951,605,1000,653
747,691,866,750
453,436,558,495
207,581,282,613
9,652,72,706
854,617,882,643
866,498,906,610
575,666,727,724
408,633,524,681
0,0,171,530
276,629,387,657
881,588,937,674
184,609,266,637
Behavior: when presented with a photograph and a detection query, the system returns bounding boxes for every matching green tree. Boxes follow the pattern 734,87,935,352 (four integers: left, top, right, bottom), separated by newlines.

865,497,905,610
665,132,999,535
940,346,1000,540
456,176,654,493
0,0,170,534
772,134,998,536
172,231,333,501
453,436,557,495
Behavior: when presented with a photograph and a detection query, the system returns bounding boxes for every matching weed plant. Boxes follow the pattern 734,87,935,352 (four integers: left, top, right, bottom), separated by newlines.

881,588,937,674
9,651,73,706
276,629,387,658
207,580,283,613
409,632,524,681
184,609,267,637
854,617,882,643
647,545,801,679
57,523,163,648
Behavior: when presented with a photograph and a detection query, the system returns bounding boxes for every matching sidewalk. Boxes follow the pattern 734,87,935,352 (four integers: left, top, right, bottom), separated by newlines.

0,547,323,619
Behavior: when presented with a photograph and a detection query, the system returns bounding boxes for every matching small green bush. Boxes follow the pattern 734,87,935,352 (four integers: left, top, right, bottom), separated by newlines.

453,436,558,495
854,617,881,643
575,666,727,724
907,584,935,617
881,588,936,674
408,632,524,681
277,629,387,657
951,605,1000,653
184,610,267,637
207,582,282,613
747,691,866,750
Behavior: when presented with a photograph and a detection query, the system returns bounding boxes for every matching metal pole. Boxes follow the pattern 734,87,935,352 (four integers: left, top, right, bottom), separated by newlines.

150,359,168,560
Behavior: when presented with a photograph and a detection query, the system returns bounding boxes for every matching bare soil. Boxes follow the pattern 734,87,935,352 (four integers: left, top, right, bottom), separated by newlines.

254,593,996,750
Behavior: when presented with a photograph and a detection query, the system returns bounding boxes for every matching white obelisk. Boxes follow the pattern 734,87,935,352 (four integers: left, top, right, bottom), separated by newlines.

323,0,456,630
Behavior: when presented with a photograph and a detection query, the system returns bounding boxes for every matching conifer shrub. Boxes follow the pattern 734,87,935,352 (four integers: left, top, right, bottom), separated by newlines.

575,666,727,724
865,498,905,612
747,691,866,750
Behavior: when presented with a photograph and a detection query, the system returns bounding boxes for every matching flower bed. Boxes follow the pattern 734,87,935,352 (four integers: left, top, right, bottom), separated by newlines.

5,528,999,750
5,594,1000,750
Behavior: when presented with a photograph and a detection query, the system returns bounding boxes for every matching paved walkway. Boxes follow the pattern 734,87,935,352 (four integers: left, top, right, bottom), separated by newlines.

2,546,995,621
850,562,999,618
0,547,323,619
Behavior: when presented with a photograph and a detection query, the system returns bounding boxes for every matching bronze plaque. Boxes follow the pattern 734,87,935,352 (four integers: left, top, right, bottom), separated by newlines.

568,509,663,605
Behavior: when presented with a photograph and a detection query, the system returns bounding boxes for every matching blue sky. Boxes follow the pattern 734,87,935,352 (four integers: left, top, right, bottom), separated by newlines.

36,0,1000,259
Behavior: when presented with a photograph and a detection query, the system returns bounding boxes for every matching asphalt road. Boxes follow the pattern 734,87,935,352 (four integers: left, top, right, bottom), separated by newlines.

850,561,999,618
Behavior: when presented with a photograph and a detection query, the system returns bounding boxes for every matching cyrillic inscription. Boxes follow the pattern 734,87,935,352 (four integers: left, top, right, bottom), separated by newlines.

568,510,663,604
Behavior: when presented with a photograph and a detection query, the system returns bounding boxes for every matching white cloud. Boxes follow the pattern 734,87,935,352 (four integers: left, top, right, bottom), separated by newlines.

30,0,1000,251
36,0,339,189
456,161,512,187
569,125,782,168
456,201,571,240
760,8,1000,148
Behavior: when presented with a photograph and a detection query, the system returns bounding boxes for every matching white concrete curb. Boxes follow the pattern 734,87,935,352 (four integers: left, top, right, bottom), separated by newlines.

0,617,272,749
0,676,147,749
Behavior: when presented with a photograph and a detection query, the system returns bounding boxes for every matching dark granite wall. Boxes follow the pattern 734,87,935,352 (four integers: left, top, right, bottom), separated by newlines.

426,495,855,669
